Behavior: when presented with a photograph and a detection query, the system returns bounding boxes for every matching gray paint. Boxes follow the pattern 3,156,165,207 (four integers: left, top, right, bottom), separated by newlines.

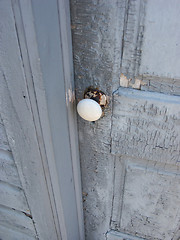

118,0,180,95
107,230,145,240
140,75,180,96
139,0,180,78
56,0,85,238
0,121,11,151
70,1,124,239
0,0,83,239
31,2,79,237
31,0,84,239
0,225,36,240
111,156,180,239
0,122,36,239
13,1,64,238
0,0,57,238
120,0,146,81
111,88,180,163
0,4,38,236
0,181,29,213
0,149,21,187
0,205,35,237
70,0,180,239
120,164,180,239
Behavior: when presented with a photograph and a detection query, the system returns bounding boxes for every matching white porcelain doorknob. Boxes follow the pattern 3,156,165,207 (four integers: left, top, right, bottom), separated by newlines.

77,87,108,122
77,99,102,121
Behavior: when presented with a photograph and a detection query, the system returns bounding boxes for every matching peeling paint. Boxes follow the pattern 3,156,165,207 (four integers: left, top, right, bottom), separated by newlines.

120,74,147,89
84,87,108,108
119,74,130,88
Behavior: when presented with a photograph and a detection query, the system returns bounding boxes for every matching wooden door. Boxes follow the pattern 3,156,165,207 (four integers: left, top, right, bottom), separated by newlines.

0,0,83,239
70,0,180,239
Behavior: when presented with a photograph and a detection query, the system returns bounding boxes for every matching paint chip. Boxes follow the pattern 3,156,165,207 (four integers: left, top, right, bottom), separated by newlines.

120,73,129,87
120,74,147,89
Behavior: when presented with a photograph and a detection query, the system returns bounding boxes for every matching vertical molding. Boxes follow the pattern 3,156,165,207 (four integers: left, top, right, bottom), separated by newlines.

121,0,147,81
0,0,58,239
56,0,85,239
110,157,126,229
15,0,68,239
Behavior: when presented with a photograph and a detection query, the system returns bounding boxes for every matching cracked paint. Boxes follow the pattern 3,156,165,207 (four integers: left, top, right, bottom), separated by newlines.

120,73,147,90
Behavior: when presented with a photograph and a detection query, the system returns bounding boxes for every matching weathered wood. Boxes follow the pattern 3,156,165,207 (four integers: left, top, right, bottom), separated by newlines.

30,0,84,238
70,0,127,97
0,122,11,151
0,181,29,213
0,0,83,239
120,0,146,80
111,157,126,230
111,88,180,164
71,0,180,239
70,1,128,239
56,0,85,237
111,87,180,239
0,149,21,187
0,205,36,237
12,0,64,239
0,80,36,237
74,116,115,240
0,225,36,240
112,161,180,239
111,156,180,227
0,1,58,239
0,117,21,187
139,0,180,79
119,0,180,95
140,75,180,96
107,230,144,240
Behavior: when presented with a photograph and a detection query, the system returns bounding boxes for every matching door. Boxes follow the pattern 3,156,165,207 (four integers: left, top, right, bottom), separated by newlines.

70,0,180,239
0,0,83,239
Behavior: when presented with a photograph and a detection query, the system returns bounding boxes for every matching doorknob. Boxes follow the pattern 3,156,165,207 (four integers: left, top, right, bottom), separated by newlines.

77,87,108,122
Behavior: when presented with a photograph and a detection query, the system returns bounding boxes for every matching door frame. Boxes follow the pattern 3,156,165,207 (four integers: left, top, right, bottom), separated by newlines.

1,0,84,239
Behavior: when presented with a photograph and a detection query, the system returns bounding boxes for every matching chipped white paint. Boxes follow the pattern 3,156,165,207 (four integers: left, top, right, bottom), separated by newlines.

120,74,146,89
120,74,130,88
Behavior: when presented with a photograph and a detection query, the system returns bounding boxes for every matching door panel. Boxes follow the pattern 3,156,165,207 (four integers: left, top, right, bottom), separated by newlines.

111,88,180,240
119,0,180,96
70,0,180,239
111,88,180,163
139,0,180,78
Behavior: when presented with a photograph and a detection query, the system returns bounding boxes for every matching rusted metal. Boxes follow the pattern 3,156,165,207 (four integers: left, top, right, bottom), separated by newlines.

84,87,108,108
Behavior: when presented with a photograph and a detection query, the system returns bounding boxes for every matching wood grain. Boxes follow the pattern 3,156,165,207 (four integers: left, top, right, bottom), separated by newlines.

0,1,58,239
107,230,144,240
111,88,180,164
0,225,36,240
70,0,180,239
0,205,35,237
